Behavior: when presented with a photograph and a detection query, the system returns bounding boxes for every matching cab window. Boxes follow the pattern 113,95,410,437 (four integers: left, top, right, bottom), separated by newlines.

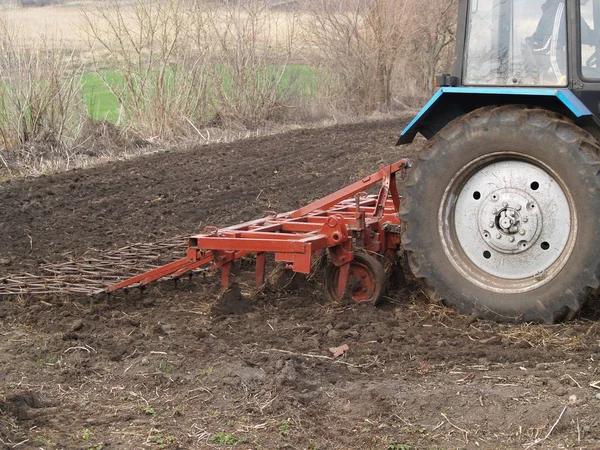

580,0,600,79
464,0,567,86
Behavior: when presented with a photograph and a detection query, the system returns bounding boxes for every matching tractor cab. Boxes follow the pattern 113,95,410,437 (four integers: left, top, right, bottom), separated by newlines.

461,0,600,108
400,0,600,144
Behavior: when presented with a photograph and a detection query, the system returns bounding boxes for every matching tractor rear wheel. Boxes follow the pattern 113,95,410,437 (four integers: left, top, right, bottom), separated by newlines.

401,105,600,322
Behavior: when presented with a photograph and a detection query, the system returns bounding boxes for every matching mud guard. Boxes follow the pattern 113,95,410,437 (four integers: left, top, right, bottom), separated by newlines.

397,87,595,145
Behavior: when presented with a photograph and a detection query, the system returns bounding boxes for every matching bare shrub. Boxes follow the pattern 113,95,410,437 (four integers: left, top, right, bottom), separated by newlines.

200,0,303,128
304,0,417,114
81,0,213,141
403,0,457,96
0,15,87,175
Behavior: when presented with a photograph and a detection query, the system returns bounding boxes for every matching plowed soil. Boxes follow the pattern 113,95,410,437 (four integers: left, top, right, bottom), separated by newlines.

1,119,600,450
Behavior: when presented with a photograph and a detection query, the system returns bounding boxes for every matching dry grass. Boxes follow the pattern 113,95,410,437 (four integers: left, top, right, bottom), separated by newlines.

497,323,588,351
0,2,88,50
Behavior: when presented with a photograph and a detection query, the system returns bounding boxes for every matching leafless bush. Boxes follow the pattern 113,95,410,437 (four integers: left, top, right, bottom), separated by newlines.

304,0,458,113
200,0,303,128
403,0,457,95
304,0,417,114
0,15,87,175
81,0,213,141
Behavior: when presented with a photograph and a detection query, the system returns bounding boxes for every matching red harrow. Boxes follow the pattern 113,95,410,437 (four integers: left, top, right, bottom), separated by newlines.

105,159,411,304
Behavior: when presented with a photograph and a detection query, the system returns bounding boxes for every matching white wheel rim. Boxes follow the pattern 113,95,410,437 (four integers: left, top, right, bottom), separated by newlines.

440,154,577,293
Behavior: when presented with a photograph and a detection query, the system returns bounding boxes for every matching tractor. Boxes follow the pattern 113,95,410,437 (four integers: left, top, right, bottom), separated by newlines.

398,0,600,322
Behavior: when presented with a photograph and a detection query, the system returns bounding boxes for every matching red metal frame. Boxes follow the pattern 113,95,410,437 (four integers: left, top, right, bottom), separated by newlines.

105,159,411,295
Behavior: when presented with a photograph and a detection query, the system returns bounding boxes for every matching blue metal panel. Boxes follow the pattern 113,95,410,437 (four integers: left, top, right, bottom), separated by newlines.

400,89,444,142
398,87,594,145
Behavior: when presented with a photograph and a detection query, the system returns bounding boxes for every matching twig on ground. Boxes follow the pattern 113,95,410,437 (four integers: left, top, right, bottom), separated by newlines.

431,421,445,432
0,151,12,176
238,422,269,431
170,309,207,315
524,405,568,449
185,117,207,141
589,380,600,390
441,413,469,444
259,395,278,413
565,374,581,388
64,346,91,353
266,348,332,360
263,348,377,368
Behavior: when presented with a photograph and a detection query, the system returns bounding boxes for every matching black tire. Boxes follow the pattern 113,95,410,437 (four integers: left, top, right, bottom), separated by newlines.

401,105,600,323
323,252,387,305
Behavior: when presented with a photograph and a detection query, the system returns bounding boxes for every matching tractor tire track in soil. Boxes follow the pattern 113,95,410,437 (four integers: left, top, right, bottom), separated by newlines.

1,118,600,449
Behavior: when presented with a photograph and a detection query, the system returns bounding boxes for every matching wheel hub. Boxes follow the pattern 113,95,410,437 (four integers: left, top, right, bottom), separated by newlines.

452,160,572,281
478,188,542,254
498,208,519,233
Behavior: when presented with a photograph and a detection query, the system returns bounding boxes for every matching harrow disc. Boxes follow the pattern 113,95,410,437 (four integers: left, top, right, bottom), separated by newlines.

323,252,386,305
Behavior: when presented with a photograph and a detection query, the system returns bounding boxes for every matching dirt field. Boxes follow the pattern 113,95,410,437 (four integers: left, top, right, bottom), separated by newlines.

1,119,600,450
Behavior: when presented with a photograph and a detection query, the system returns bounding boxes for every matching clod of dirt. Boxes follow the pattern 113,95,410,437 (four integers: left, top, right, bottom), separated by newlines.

108,349,125,362
142,298,155,308
276,360,299,386
62,331,79,341
326,329,341,340
1,392,54,421
68,319,84,332
211,284,253,316
194,330,207,339
233,367,267,391
359,331,379,343
278,297,305,310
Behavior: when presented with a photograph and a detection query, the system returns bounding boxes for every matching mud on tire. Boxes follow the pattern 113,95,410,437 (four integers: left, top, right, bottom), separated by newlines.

401,105,600,323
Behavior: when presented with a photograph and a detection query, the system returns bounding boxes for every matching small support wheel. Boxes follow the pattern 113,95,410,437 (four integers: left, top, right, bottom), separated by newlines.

323,252,387,305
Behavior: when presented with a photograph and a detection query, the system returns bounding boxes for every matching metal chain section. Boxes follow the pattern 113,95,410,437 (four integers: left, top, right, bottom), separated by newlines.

0,236,188,296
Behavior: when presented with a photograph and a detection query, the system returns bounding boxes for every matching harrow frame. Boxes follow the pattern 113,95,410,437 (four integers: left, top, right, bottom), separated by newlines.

104,159,411,301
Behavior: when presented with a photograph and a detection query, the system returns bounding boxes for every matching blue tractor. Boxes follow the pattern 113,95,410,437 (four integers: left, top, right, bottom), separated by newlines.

399,0,600,322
